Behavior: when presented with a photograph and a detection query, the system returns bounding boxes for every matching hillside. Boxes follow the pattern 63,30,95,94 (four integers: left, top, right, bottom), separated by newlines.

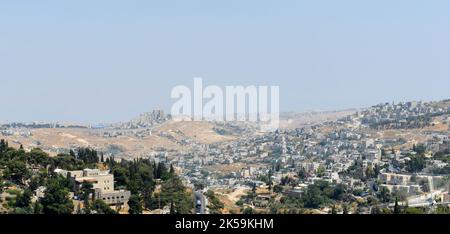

1,120,237,159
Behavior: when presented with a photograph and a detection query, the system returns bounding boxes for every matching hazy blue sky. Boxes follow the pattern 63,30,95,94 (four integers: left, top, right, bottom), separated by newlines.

1,0,449,123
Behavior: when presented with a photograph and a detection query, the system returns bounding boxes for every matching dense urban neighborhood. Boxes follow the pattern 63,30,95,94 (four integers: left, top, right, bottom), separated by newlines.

1,100,449,214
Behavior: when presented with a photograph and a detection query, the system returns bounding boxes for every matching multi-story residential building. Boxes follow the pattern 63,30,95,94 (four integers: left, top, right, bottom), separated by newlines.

55,168,131,207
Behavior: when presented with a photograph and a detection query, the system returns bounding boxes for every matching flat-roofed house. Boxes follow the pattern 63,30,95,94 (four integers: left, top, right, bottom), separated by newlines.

55,168,131,207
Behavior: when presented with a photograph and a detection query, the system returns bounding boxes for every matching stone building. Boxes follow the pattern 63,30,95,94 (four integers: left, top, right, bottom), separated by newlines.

55,168,131,207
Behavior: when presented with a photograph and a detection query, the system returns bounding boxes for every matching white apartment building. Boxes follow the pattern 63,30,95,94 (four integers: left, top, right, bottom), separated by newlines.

55,168,130,206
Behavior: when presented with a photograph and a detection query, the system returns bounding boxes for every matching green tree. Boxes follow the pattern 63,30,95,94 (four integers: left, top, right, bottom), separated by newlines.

273,185,283,193
41,177,74,214
128,195,143,214
267,170,273,191
435,205,450,214
76,148,99,165
404,207,423,214
298,167,308,180
331,184,347,201
316,165,326,178
29,174,46,191
365,166,375,179
413,144,426,154
80,182,94,214
15,189,33,208
156,162,167,180
28,148,51,166
91,199,118,214
379,186,391,203
33,202,44,214
0,139,8,152
170,164,175,175
406,155,426,173
160,176,193,214
303,185,326,208
4,160,30,185
394,197,400,214
242,207,254,214
205,190,224,214
112,166,129,187
69,149,76,158
274,161,282,172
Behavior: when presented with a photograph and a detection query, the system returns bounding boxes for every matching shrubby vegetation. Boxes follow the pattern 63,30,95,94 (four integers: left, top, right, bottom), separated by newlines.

205,190,224,214
106,158,193,214
0,139,194,214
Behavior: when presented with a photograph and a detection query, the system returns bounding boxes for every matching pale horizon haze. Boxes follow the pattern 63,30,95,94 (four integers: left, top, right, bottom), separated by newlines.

1,1,449,123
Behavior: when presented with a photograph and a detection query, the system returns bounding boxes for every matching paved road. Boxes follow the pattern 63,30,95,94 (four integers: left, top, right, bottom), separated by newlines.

195,191,206,214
